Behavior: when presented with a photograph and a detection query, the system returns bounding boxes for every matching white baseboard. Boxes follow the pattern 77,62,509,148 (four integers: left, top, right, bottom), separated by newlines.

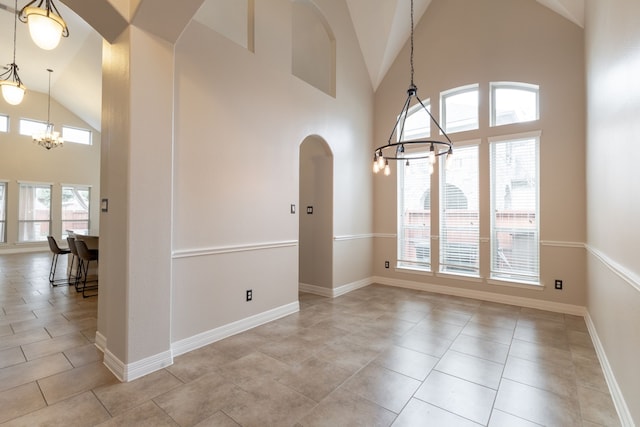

300,278,371,298
299,283,333,297
372,275,586,316
0,245,48,255
102,347,173,383
171,301,300,357
584,312,634,427
94,331,107,353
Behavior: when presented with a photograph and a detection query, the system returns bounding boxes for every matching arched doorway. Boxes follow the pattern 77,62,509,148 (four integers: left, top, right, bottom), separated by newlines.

299,136,333,295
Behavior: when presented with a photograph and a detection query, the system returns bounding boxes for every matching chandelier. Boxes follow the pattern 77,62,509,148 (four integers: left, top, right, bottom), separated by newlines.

0,0,26,105
372,0,453,176
19,0,69,51
33,69,63,150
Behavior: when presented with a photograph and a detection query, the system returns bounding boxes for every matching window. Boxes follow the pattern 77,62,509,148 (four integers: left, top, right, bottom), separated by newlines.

398,156,432,270
62,185,90,238
19,119,47,137
491,82,539,126
18,183,51,242
441,85,479,134
0,182,6,243
440,145,479,275
399,102,431,141
0,114,8,132
62,126,92,145
490,133,540,283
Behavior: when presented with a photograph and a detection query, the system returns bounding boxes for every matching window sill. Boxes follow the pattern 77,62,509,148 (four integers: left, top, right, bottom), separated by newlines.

487,278,543,291
436,272,483,283
395,266,433,277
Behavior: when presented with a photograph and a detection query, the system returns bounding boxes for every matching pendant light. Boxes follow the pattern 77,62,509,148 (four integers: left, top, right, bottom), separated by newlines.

19,0,69,51
372,0,453,176
33,69,64,150
0,0,26,105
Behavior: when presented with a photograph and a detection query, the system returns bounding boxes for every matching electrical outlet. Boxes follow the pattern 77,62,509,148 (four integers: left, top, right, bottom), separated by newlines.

385,261,390,268
246,289,253,301
554,280,563,290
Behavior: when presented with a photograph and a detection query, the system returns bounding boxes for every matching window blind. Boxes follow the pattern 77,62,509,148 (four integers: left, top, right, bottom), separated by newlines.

398,156,432,270
490,135,539,283
440,145,479,275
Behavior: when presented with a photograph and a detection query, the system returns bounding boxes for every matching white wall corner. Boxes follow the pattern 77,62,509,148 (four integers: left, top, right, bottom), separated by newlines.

584,312,635,427
102,348,173,383
94,331,107,353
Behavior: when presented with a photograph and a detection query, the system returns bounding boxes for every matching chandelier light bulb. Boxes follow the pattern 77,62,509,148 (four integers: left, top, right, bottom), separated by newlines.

446,150,453,170
377,153,385,169
373,159,380,173
384,160,391,176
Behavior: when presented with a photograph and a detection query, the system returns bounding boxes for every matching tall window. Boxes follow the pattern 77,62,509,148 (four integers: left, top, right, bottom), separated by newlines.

491,82,539,126
440,145,479,275
0,182,6,243
62,185,90,238
398,156,432,270
441,85,479,134
18,183,51,242
0,114,8,132
490,133,540,283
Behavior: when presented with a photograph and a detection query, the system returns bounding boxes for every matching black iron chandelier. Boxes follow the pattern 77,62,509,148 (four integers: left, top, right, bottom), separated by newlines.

372,0,453,176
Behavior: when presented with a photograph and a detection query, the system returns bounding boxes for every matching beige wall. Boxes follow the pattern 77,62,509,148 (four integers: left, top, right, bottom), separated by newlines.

373,0,586,307
0,91,101,251
585,0,640,423
171,0,373,342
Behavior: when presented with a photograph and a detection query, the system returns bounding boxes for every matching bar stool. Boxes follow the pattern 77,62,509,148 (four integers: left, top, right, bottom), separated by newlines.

47,236,71,287
66,237,80,290
75,239,99,298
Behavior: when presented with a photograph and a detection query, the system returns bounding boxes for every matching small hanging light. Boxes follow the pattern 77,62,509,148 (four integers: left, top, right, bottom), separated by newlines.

33,69,64,150
0,0,27,105
372,0,453,176
19,0,69,51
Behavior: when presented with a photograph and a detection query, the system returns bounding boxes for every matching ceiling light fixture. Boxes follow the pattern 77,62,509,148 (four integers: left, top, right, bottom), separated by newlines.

33,69,63,150
0,0,26,105
372,0,453,176
19,0,69,51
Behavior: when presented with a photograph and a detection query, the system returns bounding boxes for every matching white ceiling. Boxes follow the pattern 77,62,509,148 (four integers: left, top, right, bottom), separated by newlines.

0,0,584,132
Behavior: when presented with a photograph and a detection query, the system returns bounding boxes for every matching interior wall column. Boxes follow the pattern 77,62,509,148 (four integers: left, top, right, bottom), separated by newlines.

98,25,174,380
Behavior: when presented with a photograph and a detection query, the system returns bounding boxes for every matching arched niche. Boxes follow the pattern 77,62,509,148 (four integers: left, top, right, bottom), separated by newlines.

292,1,336,97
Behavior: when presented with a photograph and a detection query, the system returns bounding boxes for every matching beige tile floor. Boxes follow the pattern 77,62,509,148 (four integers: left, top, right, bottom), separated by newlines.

0,252,621,426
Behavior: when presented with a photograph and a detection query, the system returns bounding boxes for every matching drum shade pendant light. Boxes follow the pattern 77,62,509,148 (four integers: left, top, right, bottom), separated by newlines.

373,0,453,176
33,69,63,150
19,0,69,50
0,0,26,105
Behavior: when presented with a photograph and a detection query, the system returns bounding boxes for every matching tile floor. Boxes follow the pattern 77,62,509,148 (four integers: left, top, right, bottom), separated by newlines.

0,252,622,426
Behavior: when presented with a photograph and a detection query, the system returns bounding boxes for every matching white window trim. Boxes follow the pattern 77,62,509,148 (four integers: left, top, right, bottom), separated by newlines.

489,130,541,285
440,83,480,134
490,82,540,127
439,141,481,277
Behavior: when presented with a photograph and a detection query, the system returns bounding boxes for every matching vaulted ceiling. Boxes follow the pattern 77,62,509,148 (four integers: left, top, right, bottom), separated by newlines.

0,0,584,132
